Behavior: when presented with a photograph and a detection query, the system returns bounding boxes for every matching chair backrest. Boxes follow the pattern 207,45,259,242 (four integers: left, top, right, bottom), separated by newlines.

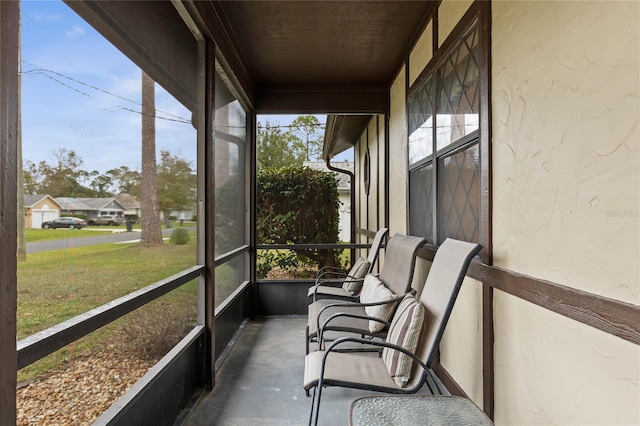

365,228,389,273
378,234,426,296
406,238,482,390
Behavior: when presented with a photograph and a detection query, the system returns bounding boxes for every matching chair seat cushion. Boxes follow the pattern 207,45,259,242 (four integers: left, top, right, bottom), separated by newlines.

308,301,369,336
382,295,425,387
304,351,400,391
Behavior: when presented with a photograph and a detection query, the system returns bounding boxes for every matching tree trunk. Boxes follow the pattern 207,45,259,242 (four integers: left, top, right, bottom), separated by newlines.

140,71,163,245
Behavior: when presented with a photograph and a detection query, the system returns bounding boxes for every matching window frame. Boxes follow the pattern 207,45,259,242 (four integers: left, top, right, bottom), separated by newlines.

406,3,491,264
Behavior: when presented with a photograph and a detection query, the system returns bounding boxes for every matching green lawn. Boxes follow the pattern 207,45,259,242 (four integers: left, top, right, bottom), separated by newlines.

18,240,198,380
26,228,112,242
26,221,197,242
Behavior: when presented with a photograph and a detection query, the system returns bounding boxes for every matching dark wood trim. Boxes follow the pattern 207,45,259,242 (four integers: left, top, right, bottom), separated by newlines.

393,0,441,89
255,86,388,114
249,109,258,319
365,126,370,231
432,361,469,399
482,284,494,418
376,115,381,233
432,2,439,56
17,266,204,370
477,0,494,418
469,262,640,346
408,2,485,99
0,1,19,423
417,248,640,346
204,39,216,390
188,0,255,109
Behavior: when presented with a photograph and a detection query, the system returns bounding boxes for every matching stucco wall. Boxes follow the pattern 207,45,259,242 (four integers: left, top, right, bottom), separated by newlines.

388,67,408,235
409,20,433,86
492,1,640,424
439,276,484,406
438,0,473,46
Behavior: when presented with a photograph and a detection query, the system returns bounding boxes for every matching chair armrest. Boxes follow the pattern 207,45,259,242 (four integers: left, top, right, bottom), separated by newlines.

315,293,407,337
310,277,364,301
315,266,348,278
318,311,391,350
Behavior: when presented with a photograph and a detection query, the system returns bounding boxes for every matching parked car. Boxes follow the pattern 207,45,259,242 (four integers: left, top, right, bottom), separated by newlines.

88,215,123,226
41,217,87,230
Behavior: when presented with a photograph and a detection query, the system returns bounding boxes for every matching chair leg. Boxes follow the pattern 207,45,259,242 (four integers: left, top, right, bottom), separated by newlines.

308,387,316,425
305,324,310,355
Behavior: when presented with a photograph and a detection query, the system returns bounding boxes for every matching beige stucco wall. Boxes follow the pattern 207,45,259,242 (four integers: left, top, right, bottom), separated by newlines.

388,67,408,235
439,276,484,406
492,1,640,424
409,20,433,86
438,0,473,46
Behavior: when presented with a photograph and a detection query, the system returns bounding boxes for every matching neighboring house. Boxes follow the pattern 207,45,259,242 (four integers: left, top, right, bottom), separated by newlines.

114,194,141,220
304,161,352,242
55,197,126,222
24,194,61,229
168,208,197,222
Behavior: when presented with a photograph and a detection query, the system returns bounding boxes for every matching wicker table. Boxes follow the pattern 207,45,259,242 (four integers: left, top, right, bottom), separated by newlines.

349,395,493,426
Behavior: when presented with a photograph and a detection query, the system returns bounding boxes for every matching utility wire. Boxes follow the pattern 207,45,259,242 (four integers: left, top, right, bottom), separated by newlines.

21,62,192,124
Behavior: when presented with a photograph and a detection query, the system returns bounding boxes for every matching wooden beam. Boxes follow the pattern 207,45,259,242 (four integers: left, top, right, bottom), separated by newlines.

469,262,640,346
255,86,388,114
0,1,19,424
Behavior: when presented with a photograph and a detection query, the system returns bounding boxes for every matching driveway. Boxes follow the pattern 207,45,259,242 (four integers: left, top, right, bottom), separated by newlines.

26,228,183,254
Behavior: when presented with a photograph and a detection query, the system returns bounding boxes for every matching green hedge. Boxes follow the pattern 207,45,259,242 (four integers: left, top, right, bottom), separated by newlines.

256,166,341,278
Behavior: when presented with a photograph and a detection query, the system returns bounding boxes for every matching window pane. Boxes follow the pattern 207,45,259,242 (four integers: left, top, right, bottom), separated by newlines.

408,76,435,165
215,254,246,308
436,23,479,151
409,162,434,243
215,66,247,256
437,142,480,244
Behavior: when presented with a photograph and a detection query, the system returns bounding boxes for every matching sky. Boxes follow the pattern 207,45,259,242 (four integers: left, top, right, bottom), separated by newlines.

20,0,349,176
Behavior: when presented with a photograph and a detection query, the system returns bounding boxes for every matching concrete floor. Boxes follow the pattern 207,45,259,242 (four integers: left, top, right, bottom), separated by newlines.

179,316,444,426
179,316,367,426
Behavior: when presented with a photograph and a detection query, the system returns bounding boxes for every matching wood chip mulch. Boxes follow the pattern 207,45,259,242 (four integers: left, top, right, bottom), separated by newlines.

17,349,156,425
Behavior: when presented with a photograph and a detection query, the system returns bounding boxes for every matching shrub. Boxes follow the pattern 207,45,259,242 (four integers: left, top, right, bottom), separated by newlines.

170,228,190,245
256,165,341,277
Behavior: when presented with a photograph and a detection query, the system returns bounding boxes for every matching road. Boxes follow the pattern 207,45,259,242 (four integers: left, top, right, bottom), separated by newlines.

26,228,182,254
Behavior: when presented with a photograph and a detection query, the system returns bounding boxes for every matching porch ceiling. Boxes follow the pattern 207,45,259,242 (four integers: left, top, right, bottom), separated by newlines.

66,1,434,113
210,0,435,113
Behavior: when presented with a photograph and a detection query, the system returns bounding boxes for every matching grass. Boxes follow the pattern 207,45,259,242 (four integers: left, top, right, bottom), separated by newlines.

25,221,197,242
17,240,199,380
25,228,111,242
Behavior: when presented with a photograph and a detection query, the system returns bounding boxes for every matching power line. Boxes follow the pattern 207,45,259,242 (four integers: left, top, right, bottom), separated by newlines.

21,62,192,124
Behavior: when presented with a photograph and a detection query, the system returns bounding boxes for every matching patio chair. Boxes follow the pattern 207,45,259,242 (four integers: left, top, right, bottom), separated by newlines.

308,228,389,303
303,238,482,425
305,234,426,355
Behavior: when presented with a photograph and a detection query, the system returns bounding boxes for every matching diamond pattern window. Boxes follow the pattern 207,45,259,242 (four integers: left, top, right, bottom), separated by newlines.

408,20,482,246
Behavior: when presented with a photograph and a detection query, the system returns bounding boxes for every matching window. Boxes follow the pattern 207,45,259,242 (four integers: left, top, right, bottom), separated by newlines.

408,20,482,245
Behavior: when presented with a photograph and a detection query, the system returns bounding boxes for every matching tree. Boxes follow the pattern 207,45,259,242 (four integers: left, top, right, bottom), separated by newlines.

107,166,141,196
157,150,196,224
257,121,304,170
140,71,163,245
290,115,324,162
88,171,113,197
23,149,92,197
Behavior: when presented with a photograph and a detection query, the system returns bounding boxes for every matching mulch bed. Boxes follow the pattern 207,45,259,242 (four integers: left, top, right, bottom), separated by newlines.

17,348,156,425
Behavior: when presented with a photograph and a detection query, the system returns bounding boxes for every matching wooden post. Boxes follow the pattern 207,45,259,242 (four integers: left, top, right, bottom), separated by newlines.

0,1,19,424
